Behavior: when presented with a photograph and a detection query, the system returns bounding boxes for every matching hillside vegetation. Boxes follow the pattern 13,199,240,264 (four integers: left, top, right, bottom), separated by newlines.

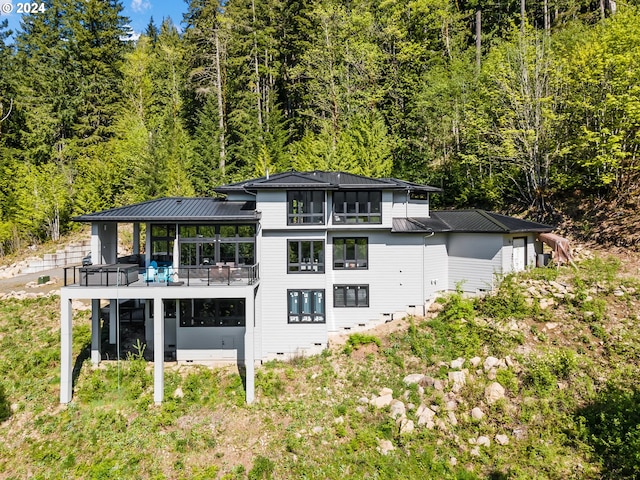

0,250,639,479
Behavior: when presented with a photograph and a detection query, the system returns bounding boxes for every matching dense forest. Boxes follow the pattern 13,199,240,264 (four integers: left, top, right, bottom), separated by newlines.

0,0,639,254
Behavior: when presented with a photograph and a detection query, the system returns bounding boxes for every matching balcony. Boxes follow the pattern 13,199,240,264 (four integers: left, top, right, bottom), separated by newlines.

63,263,259,287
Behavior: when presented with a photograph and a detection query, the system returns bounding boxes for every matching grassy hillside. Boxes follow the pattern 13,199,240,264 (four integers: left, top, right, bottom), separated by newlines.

0,253,639,479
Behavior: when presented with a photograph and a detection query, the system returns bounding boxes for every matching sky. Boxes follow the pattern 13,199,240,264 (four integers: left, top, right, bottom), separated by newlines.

0,0,189,40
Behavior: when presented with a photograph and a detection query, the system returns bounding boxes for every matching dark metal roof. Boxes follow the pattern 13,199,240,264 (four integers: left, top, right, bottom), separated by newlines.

73,198,259,223
215,170,442,193
392,210,553,234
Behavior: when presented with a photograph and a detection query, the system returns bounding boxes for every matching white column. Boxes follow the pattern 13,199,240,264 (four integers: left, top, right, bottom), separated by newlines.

153,297,165,404
145,299,153,345
91,299,101,364
109,300,116,344
244,289,255,404
60,296,73,404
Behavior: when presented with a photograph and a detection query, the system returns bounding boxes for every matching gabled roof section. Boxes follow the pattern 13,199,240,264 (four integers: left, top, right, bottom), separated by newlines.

73,198,259,223
392,210,552,234
215,170,442,193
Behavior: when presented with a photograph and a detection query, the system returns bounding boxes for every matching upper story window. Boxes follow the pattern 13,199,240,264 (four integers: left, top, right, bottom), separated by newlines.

288,191,325,225
288,240,325,273
333,237,368,269
333,191,382,224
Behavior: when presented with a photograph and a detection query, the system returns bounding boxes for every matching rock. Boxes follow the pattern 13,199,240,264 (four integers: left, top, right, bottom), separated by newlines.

613,289,625,297
398,418,414,434
173,387,184,399
445,400,458,411
403,374,426,385
447,411,458,426
429,302,444,313
470,356,482,367
356,406,367,414
433,379,445,391
450,357,465,369
505,355,515,367
485,382,506,405
312,426,324,434
471,407,485,420
487,368,497,381
483,356,500,371
449,457,458,466
477,436,490,447
545,322,558,330
470,446,481,457
448,370,467,393
539,298,556,310
358,396,370,404
372,394,393,409
495,434,509,445
379,387,393,396
334,416,344,424
416,405,436,429
376,439,395,455
389,399,406,418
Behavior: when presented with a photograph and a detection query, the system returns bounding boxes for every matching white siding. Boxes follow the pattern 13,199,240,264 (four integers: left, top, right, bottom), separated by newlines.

447,233,503,292
176,326,245,362
501,233,542,273
258,231,329,360
390,191,430,218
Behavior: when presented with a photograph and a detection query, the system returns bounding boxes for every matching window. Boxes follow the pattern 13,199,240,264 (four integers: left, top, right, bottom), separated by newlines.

334,285,369,307
288,290,325,323
179,298,245,327
150,224,176,264
178,224,256,266
333,191,381,224
333,238,368,269
288,240,325,273
409,191,429,200
288,191,324,225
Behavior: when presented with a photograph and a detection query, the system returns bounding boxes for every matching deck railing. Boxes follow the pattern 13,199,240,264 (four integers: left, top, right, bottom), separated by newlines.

63,263,259,287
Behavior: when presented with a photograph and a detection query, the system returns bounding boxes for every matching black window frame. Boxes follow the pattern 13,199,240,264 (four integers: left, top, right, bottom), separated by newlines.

333,237,368,270
288,191,325,225
334,285,369,308
287,239,325,273
287,289,325,323
333,191,382,224
179,298,246,327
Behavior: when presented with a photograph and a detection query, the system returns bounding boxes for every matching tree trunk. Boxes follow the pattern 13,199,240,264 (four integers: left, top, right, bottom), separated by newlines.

215,30,226,175
544,0,550,32
521,0,526,32
476,9,482,70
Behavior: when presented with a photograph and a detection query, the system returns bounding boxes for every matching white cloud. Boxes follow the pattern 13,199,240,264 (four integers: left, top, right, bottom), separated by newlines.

131,0,151,13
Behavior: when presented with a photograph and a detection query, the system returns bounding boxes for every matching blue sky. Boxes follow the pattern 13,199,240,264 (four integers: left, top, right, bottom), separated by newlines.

0,0,188,39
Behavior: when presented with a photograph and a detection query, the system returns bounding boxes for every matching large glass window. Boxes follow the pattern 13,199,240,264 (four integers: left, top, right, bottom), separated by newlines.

334,285,369,308
179,298,245,327
333,238,368,269
288,191,325,225
151,224,176,264
333,191,381,224
288,240,324,273
288,290,325,323
177,224,256,266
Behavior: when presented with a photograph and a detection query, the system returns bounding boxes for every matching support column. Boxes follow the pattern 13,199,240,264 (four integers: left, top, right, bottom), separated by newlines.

153,297,165,404
60,296,73,404
91,299,101,364
145,299,153,345
109,300,116,344
244,289,255,404
133,222,140,255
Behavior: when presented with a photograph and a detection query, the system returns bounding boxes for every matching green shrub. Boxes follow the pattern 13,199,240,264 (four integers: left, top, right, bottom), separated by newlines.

343,333,381,355
248,455,275,480
0,382,10,421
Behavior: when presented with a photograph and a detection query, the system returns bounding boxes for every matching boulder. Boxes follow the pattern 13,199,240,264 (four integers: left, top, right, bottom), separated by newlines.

476,436,490,447
389,399,406,419
450,357,465,369
372,394,393,409
483,356,500,371
448,370,466,393
403,374,426,385
416,405,436,429
485,382,506,405
376,439,395,455
495,434,509,445
471,407,485,420
398,418,414,435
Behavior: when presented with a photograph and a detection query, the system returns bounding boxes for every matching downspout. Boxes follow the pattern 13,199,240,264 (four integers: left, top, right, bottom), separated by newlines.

422,231,435,315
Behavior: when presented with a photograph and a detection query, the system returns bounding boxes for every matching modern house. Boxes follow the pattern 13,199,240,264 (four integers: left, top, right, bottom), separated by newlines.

59,171,552,405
